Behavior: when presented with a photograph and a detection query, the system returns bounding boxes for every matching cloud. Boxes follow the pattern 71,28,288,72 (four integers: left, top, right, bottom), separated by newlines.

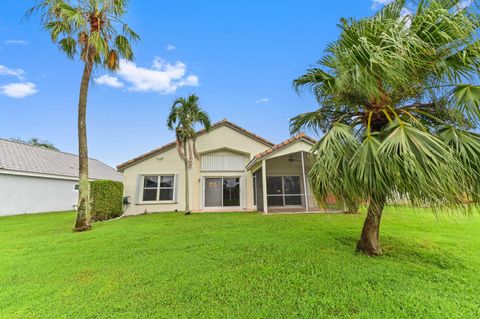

0,65,25,79
166,44,176,51
5,40,29,46
255,97,269,104
94,75,124,88
96,57,199,94
457,0,473,10
371,0,393,9
0,82,38,98
371,0,412,18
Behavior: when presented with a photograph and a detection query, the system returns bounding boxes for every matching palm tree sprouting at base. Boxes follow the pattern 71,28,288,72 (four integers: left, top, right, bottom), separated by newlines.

167,94,212,215
29,0,139,232
291,0,480,255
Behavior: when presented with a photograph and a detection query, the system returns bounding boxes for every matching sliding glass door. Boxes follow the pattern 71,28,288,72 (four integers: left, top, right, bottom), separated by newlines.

204,177,240,207
267,176,302,207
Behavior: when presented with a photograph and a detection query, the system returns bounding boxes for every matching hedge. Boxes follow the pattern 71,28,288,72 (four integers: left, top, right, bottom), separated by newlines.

90,180,123,221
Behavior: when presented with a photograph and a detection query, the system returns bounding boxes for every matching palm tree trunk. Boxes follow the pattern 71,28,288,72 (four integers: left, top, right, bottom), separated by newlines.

356,193,386,255
184,142,191,215
74,60,93,232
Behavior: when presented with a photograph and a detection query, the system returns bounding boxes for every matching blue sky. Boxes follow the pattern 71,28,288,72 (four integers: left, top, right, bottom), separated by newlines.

1,1,380,167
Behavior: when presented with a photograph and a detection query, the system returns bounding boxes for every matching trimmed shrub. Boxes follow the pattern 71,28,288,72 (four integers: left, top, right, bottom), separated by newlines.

90,180,123,221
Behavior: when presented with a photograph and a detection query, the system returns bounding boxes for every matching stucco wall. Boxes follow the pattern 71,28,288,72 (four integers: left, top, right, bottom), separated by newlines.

0,173,78,216
121,125,270,215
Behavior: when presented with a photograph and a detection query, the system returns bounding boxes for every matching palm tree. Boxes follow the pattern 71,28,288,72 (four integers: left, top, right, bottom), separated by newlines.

167,94,211,215
29,0,139,231
291,0,480,255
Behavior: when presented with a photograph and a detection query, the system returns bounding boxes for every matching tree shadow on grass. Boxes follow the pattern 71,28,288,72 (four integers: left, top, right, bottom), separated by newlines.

381,237,467,270
332,234,466,271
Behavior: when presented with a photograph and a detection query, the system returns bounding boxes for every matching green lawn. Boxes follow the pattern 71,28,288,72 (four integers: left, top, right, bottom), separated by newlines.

0,207,479,318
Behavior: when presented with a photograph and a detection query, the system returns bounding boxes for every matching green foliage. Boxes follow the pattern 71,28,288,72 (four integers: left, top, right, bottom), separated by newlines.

89,180,123,221
10,137,59,150
167,94,212,167
292,0,480,209
0,209,479,317
28,0,139,70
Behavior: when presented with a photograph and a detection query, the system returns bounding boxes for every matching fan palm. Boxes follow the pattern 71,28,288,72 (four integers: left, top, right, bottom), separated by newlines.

167,94,211,215
29,0,139,231
291,0,480,255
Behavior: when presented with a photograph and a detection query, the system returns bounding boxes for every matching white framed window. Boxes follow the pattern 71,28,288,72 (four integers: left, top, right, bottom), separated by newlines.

74,184,79,191
142,175,175,202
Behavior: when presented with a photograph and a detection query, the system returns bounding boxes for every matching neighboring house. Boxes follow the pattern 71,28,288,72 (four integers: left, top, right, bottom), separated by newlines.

117,119,327,215
0,139,122,216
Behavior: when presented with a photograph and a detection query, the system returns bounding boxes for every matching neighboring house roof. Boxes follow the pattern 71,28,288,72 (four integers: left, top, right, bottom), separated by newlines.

246,133,317,169
117,119,275,171
0,138,122,181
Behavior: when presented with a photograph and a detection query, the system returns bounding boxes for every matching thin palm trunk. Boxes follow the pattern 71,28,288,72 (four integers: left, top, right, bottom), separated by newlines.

74,60,93,232
183,141,190,215
356,193,386,255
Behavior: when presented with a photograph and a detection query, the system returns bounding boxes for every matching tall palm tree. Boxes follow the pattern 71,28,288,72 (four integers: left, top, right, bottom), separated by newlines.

167,94,211,215
291,0,480,255
29,0,139,231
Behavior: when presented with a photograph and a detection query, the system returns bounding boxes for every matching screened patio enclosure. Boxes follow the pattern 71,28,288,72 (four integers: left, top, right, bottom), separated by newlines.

246,135,346,214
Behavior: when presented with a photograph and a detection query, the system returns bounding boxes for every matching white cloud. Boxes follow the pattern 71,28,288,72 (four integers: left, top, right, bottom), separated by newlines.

94,75,124,88
371,0,393,9
5,40,29,46
166,44,176,51
0,65,25,79
0,82,37,98
371,0,412,19
95,57,199,94
255,97,269,104
457,0,473,10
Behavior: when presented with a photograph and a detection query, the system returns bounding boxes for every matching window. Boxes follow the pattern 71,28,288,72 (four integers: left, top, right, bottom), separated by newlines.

74,184,79,191
142,175,175,202
267,176,302,206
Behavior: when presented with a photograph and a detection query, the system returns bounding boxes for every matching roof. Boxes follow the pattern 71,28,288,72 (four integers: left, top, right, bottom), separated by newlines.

117,119,275,171
0,138,122,181
246,133,317,169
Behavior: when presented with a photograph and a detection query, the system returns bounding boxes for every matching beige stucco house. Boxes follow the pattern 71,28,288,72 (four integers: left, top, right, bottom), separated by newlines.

117,119,322,215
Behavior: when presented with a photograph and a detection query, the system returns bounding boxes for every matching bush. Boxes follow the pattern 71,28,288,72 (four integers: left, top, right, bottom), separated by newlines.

90,180,124,221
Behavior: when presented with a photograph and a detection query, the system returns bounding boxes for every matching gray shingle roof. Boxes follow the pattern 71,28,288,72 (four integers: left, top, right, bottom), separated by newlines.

0,138,122,181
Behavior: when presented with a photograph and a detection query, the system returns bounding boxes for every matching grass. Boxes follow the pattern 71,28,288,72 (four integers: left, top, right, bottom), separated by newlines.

0,207,479,318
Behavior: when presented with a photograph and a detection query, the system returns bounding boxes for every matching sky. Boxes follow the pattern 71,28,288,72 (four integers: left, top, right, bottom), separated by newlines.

1,1,383,167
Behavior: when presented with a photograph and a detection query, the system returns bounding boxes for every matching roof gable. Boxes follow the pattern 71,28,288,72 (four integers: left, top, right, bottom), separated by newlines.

117,119,274,171
246,133,317,169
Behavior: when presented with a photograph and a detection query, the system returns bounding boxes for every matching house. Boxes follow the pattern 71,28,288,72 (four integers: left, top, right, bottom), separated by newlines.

0,138,122,216
117,119,333,215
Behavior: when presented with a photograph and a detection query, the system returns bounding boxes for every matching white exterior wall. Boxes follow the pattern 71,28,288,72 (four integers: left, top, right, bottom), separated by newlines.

0,173,78,216
121,125,270,215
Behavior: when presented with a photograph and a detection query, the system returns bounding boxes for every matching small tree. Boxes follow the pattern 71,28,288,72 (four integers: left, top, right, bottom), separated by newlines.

10,137,59,150
291,0,480,255
29,0,139,231
167,94,211,215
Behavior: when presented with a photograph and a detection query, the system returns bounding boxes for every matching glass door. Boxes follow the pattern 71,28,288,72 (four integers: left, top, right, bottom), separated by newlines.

205,177,240,207
223,178,240,207
205,178,222,207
